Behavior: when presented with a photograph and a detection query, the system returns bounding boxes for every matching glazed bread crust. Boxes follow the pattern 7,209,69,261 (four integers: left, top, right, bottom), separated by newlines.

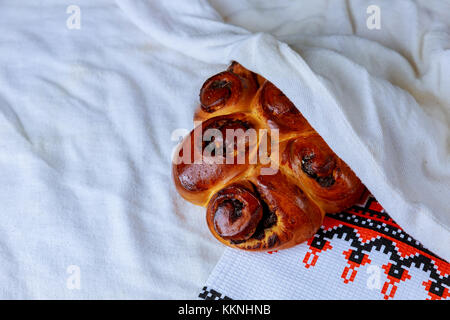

173,62,364,251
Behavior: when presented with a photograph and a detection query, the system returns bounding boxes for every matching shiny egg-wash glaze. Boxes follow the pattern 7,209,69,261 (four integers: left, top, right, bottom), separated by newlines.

173,62,365,251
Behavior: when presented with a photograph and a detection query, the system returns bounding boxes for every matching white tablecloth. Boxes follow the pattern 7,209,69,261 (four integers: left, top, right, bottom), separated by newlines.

0,0,225,299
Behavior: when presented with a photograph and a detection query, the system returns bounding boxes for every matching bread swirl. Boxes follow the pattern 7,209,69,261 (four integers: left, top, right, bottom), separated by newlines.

173,62,364,251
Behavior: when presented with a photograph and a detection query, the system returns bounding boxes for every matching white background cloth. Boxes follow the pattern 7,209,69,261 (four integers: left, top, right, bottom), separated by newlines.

0,0,448,299
0,0,225,299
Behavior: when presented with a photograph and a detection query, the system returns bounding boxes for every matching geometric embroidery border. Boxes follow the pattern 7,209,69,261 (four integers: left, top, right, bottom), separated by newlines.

198,286,232,300
199,193,449,300
301,194,450,300
344,196,440,259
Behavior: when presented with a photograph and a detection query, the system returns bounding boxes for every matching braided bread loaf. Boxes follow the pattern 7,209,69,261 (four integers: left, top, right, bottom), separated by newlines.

173,62,364,251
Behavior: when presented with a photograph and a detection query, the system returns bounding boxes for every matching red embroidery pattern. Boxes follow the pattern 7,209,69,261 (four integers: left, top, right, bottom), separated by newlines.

302,192,449,300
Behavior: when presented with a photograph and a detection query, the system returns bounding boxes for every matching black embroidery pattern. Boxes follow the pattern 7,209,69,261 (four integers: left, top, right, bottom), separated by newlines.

305,193,449,299
199,193,449,300
198,286,232,300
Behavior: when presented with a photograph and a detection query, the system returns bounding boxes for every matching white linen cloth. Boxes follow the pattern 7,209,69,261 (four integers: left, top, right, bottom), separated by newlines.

0,0,448,300
0,0,225,299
